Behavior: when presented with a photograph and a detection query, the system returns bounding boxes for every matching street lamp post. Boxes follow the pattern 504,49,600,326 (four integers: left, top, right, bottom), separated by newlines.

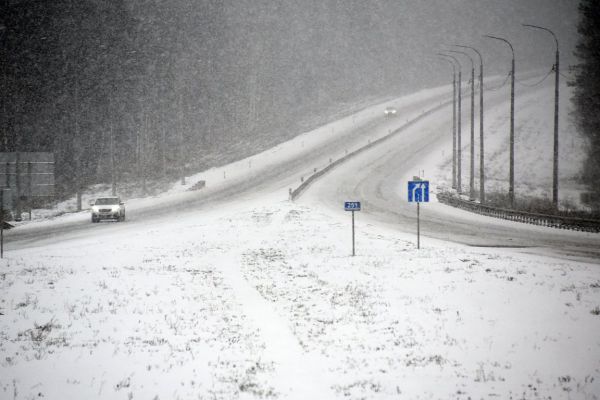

449,50,476,200
456,45,485,203
437,55,457,189
441,53,463,194
178,93,186,186
485,34,515,208
523,24,560,210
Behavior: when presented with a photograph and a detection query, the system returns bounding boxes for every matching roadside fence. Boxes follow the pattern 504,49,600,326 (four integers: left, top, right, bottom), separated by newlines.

437,191,600,233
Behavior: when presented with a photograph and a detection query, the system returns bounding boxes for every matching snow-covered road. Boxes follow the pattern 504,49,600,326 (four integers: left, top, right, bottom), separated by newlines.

299,81,600,263
5,86,452,251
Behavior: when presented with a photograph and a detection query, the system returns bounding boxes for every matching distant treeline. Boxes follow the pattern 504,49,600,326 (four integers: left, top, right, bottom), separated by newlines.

1,0,584,201
572,0,600,208
0,0,415,198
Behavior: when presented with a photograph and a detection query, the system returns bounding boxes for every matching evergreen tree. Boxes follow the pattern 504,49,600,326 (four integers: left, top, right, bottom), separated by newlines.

572,0,600,206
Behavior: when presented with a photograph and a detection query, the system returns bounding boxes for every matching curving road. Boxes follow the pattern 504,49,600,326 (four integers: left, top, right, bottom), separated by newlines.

4,88,452,251
298,84,600,264
8,79,598,263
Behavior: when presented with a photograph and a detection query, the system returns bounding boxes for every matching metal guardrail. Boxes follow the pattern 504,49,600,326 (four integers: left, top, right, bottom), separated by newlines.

290,99,453,201
290,149,356,201
437,192,600,233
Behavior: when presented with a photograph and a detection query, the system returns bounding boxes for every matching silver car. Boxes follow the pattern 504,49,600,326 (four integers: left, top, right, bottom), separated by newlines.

91,197,126,222
384,106,397,116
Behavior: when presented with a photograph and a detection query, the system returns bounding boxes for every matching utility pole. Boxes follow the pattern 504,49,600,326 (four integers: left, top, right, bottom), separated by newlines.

456,45,485,203
452,67,457,190
138,108,147,196
553,39,559,209
469,61,475,200
524,24,560,210
449,50,476,200
442,53,463,194
478,52,485,203
437,55,458,189
510,53,515,207
142,111,147,196
485,35,515,208
457,64,462,194
178,93,186,186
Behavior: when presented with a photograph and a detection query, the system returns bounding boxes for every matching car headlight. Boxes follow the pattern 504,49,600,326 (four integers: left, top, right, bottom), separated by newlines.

92,206,99,213
112,206,119,212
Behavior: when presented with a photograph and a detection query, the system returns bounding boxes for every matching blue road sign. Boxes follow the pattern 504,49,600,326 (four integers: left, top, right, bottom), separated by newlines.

344,201,361,211
408,181,429,203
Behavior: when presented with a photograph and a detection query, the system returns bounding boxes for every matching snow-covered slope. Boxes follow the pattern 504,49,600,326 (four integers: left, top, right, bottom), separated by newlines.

2,195,599,399
434,80,586,207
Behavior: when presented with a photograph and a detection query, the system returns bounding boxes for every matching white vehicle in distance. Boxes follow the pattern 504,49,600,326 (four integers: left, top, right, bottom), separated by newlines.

90,197,126,223
384,106,397,116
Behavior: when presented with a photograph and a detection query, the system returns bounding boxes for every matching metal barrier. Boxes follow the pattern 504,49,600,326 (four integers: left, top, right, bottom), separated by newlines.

290,99,453,201
436,192,600,233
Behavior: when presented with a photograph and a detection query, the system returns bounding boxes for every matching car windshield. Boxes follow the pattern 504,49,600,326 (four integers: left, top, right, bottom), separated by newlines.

95,198,119,205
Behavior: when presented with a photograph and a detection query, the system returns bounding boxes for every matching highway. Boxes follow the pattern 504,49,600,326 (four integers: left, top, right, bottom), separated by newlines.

7,81,599,263
298,86,600,263
4,87,451,251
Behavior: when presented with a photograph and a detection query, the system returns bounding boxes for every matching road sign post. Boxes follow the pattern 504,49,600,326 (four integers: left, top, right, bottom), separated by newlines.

417,202,420,249
344,201,361,256
352,210,355,256
408,180,429,249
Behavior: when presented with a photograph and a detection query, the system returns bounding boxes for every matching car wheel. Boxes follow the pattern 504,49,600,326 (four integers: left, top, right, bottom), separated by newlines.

91,216,98,223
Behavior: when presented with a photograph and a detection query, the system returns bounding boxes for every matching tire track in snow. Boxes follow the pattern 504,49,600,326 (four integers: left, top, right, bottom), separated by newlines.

217,210,336,399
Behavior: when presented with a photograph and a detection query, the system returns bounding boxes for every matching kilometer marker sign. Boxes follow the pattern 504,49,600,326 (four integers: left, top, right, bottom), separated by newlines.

344,201,361,256
344,201,361,211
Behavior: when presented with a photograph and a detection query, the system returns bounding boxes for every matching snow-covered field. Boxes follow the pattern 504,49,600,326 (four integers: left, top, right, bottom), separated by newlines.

2,81,599,399
2,195,599,399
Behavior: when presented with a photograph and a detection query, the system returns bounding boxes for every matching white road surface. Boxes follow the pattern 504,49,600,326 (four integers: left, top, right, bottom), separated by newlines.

298,84,600,263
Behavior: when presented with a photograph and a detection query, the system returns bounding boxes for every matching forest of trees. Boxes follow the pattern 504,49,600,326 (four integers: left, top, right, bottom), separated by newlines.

1,0,220,199
0,0,580,204
1,0,421,201
572,0,600,208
